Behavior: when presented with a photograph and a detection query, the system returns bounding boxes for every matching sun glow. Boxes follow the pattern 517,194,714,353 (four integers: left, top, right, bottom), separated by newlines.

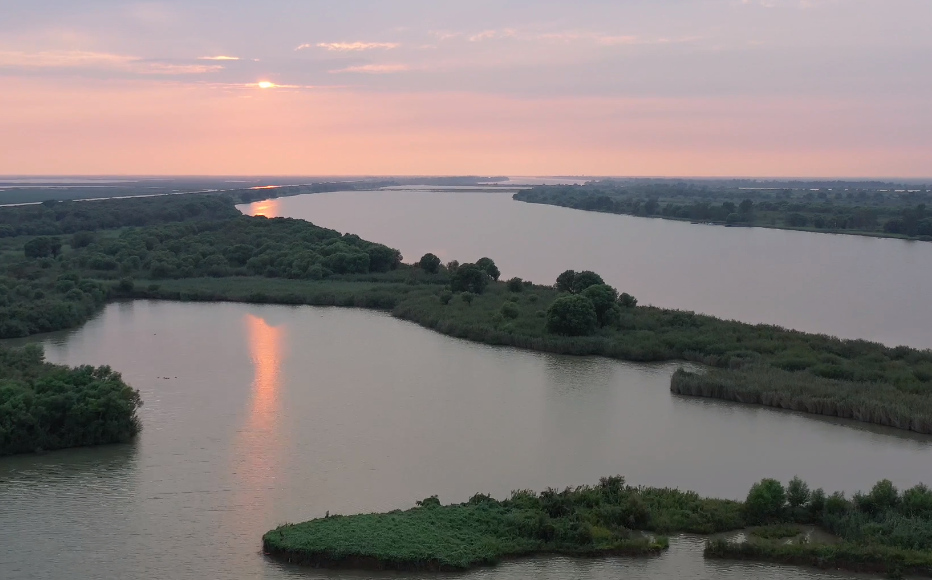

257,81,276,89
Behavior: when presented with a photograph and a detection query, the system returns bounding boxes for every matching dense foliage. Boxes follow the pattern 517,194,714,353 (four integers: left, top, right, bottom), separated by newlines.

0,344,142,456
0,195,241,237
263,475,739,570
515,181,932,241
707,477,932,576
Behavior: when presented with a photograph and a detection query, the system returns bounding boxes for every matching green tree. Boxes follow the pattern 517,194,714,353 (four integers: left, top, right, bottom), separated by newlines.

476,257,500,281
24,236,62,258
71,231,96,248
739,199,754,214
582,284,619,327
618,292,638,308
546,295,597,336
506,277,524,292
418,253,442,274
461,292,475,306
786,476,811,508
745,479,786,524
572,271,604,293
450,263,490,294
556,270,576,292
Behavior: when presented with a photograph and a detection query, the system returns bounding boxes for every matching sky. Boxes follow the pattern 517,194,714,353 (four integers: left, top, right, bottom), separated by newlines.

1,0,930,177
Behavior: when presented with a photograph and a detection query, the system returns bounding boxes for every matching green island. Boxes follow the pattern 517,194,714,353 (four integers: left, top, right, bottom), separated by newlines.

263,476,932,576
514,178,932,241
0,343,141,456
1,192,932,451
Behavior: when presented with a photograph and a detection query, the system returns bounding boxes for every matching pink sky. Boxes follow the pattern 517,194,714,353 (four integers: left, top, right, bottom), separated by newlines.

1,1,930,177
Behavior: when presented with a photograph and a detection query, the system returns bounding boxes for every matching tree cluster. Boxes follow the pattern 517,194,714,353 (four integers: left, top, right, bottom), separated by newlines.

547,270,637,336
0,344,142,456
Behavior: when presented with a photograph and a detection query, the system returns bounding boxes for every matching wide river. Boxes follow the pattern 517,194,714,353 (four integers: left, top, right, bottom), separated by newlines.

243,189,932,349
2,190,932,580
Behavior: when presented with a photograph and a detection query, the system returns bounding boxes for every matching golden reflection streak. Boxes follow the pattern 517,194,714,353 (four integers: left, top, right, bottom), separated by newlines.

249,197,281,218
244,313,283,440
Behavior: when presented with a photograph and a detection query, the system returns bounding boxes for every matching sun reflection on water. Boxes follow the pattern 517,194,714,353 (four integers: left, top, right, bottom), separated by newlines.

249,198,281,218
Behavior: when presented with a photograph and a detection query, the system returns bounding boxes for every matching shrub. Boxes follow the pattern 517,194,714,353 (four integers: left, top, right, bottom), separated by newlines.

746,479,786,524
500,302,519,320
546,294,597,336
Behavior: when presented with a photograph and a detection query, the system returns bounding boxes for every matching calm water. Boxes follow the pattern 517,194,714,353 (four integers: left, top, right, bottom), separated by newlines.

2,301,931,579
242,190,932,349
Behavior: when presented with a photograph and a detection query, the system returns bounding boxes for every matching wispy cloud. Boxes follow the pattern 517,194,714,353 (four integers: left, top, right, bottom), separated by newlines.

0,50,222,74
198,55,239,61
469,29,518,42
329,63,409,74
298,42,400,52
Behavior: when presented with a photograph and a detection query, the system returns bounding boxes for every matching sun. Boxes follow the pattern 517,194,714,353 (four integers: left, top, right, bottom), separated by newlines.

257,81,276,89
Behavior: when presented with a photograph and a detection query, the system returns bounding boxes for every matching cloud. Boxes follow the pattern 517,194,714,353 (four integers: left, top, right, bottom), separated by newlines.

329,64,409,74
0,50,222,75
298,42,400,52
198,55,239,61
0,50,135,68
469,29,518,42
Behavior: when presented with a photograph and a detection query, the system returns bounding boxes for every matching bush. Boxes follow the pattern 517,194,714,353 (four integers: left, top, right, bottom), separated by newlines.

546,294,597,336
500,302,519,320
439,290,453,305
746,479,786,524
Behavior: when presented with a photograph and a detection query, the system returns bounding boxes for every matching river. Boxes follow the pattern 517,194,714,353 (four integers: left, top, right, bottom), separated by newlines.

2,300,930,579
241,189,932,349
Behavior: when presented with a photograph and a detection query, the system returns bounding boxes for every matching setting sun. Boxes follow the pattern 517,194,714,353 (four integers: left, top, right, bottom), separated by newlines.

257,81,275,89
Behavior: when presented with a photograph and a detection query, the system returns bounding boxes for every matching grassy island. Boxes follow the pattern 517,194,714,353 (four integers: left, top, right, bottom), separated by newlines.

264,476,932,575
1,192,931,444
0,344,142,456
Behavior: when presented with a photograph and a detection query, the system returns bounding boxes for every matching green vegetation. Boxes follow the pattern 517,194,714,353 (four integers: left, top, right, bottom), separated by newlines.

706,477,932,577
264,476,932,574
2,192,932,434
0,344,142,456
748,524,803,539
515,179,932,241
262,475,733,570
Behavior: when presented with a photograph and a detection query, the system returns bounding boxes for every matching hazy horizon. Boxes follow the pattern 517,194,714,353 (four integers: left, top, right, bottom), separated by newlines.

2,1,930,176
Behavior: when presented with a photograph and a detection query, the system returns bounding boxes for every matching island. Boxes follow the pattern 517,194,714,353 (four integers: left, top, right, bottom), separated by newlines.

263,476,932,576
513,178,932,242
0,343,142,456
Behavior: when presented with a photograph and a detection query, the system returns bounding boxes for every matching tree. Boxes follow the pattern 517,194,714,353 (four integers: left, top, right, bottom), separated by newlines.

506,277,524,292
572,271,604,293
618,292,638,308
555,269,605,294
726,213,740,225
745,479,786,523
582,284,619,327
546,295,597,336
418,253,442,274
461,292,475,306
786,476,811,508
556,270,577,292
71,231,96,248
739,199,754,214
24,236,62,258
366,245,402,272
476,257,500,281
450,263,489,294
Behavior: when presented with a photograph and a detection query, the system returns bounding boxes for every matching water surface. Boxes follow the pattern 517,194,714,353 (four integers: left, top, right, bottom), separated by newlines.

2,301,929,579
242,190,932,348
